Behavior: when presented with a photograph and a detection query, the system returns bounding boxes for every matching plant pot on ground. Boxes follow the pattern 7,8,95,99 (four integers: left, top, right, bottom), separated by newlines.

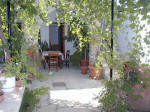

28,76,33,81
80,59,89,74
0,57,21,92
80,66,88,74
16,79,22,87
0,90,4,103
80,46,89,74
0,81,4,103
89,65,103,80
0,75,16,92
80,59,89,66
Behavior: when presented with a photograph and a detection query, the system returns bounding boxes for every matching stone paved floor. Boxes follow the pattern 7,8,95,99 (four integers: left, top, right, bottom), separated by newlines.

0,87,25,112
29,66,106,112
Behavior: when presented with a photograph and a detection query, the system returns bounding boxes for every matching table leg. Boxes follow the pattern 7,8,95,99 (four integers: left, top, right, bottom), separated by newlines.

59,55,63,69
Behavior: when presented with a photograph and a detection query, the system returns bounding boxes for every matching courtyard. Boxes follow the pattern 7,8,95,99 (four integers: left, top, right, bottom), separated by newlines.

29,66,105,112
0,0,150,112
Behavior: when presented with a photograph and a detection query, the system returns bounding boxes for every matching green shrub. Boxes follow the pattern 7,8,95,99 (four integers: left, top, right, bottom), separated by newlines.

70,51,83,66
40,41,49,51
20,87,49,112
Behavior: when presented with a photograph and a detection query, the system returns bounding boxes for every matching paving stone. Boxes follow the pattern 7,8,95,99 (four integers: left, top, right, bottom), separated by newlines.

52,82,66,87
36,104,57,112
57,107,99,112
39,94,50,107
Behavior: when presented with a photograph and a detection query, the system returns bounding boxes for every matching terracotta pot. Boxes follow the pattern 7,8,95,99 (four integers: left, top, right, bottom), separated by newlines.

16,80,22,87
28,76,33,81
80,59,89,66
128,67,150,111
0,91,4,103
89,66,103,80
80,66,88,74
0,95,4,103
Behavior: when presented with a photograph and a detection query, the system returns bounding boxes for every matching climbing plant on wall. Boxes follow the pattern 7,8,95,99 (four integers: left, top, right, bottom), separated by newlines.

0,0,149,67
49,0,150,68
0,0,150,111
0,0,53,59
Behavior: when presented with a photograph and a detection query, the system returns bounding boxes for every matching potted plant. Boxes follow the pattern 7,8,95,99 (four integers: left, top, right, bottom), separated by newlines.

80,65,89,74
0,90,4,103
40,41,49,51
15,72,27,87
0,58,17,92
89,64,103,80
89,57,103,80
80,47,89,74
79,24,89,74
70,51,83,67
16,78,22,87
0,81,4,103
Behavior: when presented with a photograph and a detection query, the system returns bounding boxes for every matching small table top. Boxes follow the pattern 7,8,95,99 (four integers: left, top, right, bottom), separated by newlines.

42,51,64,60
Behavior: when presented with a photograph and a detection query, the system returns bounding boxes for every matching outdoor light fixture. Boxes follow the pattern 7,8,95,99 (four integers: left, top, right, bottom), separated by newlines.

7,0,11,40
110,0,114,79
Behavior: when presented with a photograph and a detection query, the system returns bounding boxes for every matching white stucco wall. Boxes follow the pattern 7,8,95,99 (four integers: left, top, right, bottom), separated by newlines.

40,23,49,46
116,19,150,64
64,25,77,55
40,7,57,46
139,19,150,64
116,20,136,59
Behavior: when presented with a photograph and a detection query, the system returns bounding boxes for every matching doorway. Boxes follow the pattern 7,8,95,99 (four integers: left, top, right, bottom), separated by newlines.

49,23,65,56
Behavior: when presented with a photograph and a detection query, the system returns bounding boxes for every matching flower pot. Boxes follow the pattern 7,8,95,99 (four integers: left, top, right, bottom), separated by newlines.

80,59,89,66
80,66,88,74
89,66,103,80
16,80,22,87
128,67,150,111
0,91,4,103
28,76,34,81
0,76,16,92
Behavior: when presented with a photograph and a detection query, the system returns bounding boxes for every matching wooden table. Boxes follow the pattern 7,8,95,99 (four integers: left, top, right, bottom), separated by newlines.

42,51,64,69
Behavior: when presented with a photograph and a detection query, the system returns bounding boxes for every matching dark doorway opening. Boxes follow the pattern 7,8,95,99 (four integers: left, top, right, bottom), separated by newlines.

49,23,65,56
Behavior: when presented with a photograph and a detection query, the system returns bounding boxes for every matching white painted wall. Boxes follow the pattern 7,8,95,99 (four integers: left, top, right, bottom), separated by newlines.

116,19,150,64
40,7,57,46
40,23,49,46
139,19,150,64
65,25,77,55
116,20,136,59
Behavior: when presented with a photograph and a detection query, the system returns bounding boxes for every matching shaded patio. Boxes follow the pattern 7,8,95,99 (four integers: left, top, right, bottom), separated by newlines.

28,66,105,112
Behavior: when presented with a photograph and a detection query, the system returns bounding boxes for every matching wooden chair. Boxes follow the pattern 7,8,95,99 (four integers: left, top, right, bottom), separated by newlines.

48,53,59,72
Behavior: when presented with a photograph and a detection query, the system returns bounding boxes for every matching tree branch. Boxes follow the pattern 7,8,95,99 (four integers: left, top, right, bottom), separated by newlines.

0,15,10,60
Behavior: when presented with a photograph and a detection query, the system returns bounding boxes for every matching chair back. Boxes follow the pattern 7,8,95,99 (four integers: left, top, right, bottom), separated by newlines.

48,53,59,62
48,53,59,72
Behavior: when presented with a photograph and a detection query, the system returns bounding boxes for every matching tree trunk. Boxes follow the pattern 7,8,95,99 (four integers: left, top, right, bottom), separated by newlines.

0,15,10,61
